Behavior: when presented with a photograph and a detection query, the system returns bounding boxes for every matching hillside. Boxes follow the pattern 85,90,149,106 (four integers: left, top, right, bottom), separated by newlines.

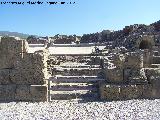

81,20,160,48
0,31,33,39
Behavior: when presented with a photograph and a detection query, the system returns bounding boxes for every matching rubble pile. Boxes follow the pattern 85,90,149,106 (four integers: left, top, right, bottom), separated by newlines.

0,37,48,102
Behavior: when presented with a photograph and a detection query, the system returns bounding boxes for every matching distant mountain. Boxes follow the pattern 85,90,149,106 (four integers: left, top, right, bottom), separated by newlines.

0,31,38,39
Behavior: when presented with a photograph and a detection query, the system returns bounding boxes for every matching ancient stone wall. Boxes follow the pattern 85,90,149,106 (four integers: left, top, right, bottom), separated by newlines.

100,50,160,100
0,37,48,102
1,37,160,102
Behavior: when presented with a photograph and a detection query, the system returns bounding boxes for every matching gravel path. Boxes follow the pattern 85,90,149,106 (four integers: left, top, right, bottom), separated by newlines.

0,99,160,120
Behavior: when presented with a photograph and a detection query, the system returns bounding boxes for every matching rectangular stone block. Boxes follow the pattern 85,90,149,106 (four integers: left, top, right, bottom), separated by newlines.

15,85,47,102
145,69,160,98
105,68,124,83
0,37,29,69
0,51,23,69
14,53,48,70
10,68,47,85
99,83,152,100
29,85,47,102
143,50,152,68
99,84,120,100
15,85,31,101
0,85,16,102
124,53,143,69
0,54,12,69
152,56,160,64
0,69,11,84
145,68,160,83
124,68,147,83
0,37,28,54
120,85,143,99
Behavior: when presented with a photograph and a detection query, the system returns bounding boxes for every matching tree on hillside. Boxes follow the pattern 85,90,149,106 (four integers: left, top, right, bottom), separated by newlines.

26,35,37,44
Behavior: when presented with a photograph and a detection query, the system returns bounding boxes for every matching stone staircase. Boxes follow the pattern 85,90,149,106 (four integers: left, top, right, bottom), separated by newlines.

47,55,105,101
48,76,105,101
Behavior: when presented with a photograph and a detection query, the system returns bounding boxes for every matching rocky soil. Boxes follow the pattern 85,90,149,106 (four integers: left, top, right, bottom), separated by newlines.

0,99,160,120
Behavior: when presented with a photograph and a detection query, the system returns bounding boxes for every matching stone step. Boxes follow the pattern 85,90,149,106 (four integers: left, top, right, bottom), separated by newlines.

50,92,100,100
49,89,98,94
51,69,101,76
50,82,96,86
50,85,98,91
151,64,160,68
50,65,101,68
50,78,104,83
53,67,101,70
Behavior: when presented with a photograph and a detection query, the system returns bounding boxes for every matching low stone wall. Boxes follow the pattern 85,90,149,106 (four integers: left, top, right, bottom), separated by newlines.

0,37,48,102
99,84,152,100
0,85,47,102
100,50,160,101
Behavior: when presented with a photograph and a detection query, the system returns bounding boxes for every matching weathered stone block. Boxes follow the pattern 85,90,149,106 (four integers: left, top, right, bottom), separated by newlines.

112,54,125,68
14,52,48,70
104,68,124,83
30,85,47,102
15,85,31,101
0,85,16,101
120,85,143,99
147,74,160,98
10,68,47,85
143,50,152,68
152,56,160,64
0,51,23,69
99,83,153,100
0,54,13,69
99,84,120,100
9,50,48,85
145,68,160,83
124,68,147,83
15,85,47,102
0,37,28,54
0,37,29,69
124,52,143,69
0,69,11,84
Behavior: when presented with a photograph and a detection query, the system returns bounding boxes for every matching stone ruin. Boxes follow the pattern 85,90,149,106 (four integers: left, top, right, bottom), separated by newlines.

0,25,160,102
81,20,160,46
45,35,160,101
0,36,48,102
100,38,160,100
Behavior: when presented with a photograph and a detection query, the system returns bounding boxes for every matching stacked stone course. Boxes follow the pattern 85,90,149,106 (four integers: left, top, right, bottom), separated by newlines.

0,37,48,102
100,49,160,101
